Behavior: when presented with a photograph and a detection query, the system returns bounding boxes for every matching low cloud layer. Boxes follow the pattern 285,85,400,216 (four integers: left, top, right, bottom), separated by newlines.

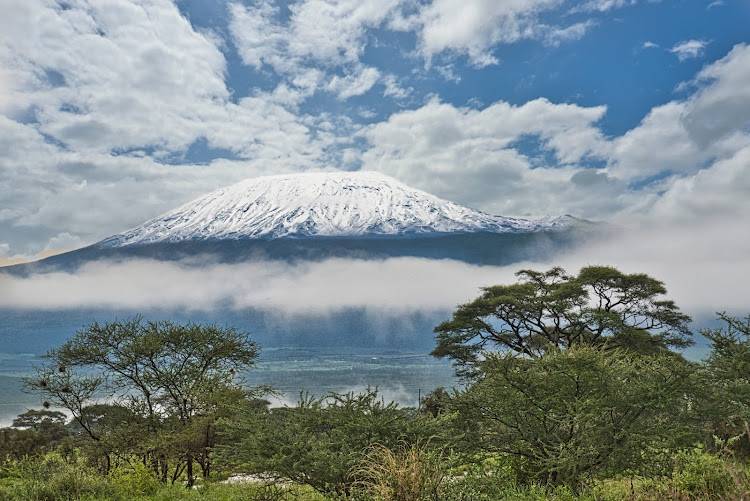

2,219,748,325
0,257,516,314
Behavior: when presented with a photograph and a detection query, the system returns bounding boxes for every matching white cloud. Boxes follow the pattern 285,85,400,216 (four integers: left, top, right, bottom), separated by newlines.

0,0,339,159
543,21,596,47
580,0,637,12
641,41,659,49
382,74,413,99
646,143,750,225
414,0,563,66
43,232,85,252
670,39,708,61
680,43,750,147
608,101,701,181
360,97,614,217
357,43,750,226
0,257,519,313
326,66,381,100
3,225,749,333
2,0,230,153
408,0,630,66
0,0,359,256
228,0,403,100
556,220,750,318
609,43,750,182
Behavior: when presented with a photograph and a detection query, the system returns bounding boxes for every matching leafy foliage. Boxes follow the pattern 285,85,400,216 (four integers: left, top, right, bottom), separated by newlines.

24,317,261,486
218,388,440,497
703,313,750,454
453,346,700,484
6,275,750,499
433,266,692,377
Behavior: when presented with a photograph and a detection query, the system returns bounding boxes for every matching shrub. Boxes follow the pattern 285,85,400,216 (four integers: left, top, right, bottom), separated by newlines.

673,449,735,498
0,455,118,501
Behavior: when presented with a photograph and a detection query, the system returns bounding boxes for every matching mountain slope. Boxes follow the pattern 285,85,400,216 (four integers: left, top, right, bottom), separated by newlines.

100,171,581,247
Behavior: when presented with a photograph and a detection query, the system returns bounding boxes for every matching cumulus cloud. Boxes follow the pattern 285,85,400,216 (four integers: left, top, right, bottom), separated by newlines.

326,66,381,100
357,43,750,226
407,0,631,66
680,43,750,147
360,97,615,217
670,39,708,61
543,21,596,47
0,0,352,257
2,0,230,153
413,0,561,66
580,0,637,12
228,0,402,100
608,43,750,185
1,0,748,270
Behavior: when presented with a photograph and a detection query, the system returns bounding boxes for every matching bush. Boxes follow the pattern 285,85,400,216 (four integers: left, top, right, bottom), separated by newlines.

453,346,700,485
673,449,736,498
218,388,440,497
0,455,118,501
109,461,161,497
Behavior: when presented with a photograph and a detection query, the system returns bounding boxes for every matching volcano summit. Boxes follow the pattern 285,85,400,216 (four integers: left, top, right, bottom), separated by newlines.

100,171,580,247
6,171,596,273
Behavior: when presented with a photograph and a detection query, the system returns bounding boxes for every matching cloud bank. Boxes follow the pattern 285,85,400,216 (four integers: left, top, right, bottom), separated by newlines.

3,219,748,324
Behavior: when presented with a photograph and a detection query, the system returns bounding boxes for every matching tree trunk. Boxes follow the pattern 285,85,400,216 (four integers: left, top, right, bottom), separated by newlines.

186,454,194,488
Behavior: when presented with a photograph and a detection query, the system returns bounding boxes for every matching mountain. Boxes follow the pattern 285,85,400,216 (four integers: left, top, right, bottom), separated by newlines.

100,171,582,247
4,171,598,274
0,171,604,356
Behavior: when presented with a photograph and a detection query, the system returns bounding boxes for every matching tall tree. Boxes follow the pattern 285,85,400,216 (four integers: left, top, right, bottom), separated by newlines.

454,346,700,485
25,317,260,487
432,265,691,377
703,313,750,454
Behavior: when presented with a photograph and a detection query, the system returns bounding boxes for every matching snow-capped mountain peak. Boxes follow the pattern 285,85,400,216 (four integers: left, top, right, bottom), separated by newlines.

100,171,580,247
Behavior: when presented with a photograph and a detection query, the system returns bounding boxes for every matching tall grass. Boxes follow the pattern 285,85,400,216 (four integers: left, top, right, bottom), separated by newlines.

351,441,445,501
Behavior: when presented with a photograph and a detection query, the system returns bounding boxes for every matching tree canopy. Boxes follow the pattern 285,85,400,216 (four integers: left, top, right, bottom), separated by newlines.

454,346,700,484
432,265,692,376
25,317,261,487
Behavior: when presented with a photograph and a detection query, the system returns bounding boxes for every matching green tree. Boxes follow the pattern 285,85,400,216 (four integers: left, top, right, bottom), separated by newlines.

25,317,260,487
703,313,750,455
11,409,66,431
419,387,452,418
433,265,692,377
0,410,70,462
453,346,700,485
219,388,439,497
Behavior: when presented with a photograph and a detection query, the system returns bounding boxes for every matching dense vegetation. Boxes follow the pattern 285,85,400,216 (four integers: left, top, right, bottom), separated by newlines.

3,265,750,500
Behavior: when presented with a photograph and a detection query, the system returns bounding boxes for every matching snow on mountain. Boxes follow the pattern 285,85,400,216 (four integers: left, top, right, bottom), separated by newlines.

99,171,581,248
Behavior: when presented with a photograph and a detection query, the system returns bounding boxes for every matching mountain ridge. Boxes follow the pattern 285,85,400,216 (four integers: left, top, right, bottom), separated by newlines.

99,171,586,248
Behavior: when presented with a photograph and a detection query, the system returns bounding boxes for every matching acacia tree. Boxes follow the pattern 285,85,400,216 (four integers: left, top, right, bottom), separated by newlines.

432,265,692,376
25,317,260,487
703,313,750,454
454,346,700,485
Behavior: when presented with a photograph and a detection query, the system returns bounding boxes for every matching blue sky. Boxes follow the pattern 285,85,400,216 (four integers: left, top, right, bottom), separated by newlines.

1,0,750,326
0,0,749,265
